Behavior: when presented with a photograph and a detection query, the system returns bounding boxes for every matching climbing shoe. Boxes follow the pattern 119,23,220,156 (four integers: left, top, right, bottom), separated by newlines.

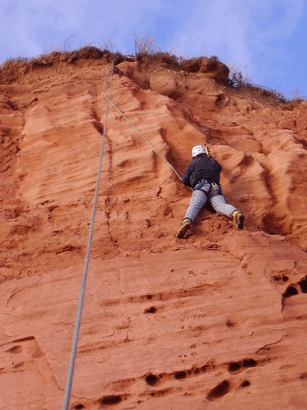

176,218,192,239
232,210,244,230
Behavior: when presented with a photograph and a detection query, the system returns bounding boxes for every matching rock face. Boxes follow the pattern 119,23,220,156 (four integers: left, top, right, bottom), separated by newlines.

1,55,307,410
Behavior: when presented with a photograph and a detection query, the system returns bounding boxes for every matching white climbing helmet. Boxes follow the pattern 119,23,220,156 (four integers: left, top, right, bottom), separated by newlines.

192,144,210,158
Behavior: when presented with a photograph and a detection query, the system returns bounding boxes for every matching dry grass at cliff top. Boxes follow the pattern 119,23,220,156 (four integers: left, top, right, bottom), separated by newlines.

0,45,304,105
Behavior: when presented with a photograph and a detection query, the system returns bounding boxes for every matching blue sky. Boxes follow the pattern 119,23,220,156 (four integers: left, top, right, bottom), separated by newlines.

0,0,306,100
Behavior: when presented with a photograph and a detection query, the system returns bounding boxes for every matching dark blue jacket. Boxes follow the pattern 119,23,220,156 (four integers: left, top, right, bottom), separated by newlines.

182,155,222,188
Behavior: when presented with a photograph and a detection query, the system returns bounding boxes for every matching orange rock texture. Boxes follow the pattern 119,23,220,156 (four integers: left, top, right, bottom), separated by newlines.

1,51,307,409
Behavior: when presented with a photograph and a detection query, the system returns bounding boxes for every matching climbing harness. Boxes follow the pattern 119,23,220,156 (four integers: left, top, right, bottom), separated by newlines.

61,63,114,410
193,179,223,197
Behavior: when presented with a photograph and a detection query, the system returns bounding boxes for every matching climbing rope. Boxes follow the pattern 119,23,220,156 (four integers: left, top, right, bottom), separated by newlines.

62,60,187,409
61,62,114,410
102,64,183,182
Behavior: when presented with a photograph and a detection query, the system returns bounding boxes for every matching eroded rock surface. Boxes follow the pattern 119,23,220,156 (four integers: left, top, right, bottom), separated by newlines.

0,57,307,409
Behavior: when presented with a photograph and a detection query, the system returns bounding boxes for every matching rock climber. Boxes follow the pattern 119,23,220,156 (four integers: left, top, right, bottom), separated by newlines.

177,144,244,238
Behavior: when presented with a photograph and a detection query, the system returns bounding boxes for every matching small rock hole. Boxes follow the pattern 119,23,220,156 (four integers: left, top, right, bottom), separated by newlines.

146,295,152,300
298,276,307,293
144,306,157,314
283,276,289,282
6,345,22,354
174,371,187,380
74,404,85,410
283,285,298,298
207,380,230,400
13,362,24,369
241,380,251,387
228,362,241,373
242,359,257,368
99,395,122,406
145,373,160,386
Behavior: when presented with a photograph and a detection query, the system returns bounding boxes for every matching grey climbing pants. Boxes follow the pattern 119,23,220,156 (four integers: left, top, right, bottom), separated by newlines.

184,188,236,222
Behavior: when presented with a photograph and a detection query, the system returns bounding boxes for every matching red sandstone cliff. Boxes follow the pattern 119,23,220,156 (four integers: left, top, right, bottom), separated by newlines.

1,50,307,410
